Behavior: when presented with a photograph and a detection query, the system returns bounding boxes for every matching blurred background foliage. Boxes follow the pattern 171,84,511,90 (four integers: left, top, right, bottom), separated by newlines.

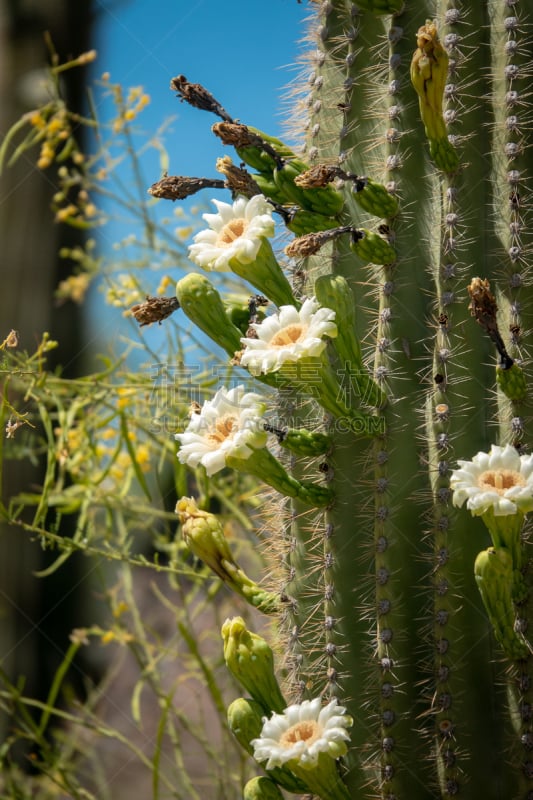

0,2,283,796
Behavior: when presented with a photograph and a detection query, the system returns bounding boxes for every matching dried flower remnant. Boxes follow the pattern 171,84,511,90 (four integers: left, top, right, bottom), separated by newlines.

148,175,225,201
211,121,282,164
130,296,180,327
5,418,25,439
467,277,528,401
285,230,338,258
468,277,514,368
170,75,234,122
468,277,500,338
216,156,262,198
3,329,19,348
294,163,340,188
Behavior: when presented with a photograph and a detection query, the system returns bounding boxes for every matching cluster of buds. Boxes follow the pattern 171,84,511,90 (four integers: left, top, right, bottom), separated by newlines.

222,617,353,800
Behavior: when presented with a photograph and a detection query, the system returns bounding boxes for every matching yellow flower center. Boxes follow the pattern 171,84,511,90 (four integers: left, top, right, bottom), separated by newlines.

477,469,525,494
280,720,321,749
207,414,238,444
270,324,306,347
217,218,247,247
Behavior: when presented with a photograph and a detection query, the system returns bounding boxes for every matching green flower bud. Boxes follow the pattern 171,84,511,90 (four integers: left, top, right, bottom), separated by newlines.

428,136,459,173
228,304,257,335
474,547,529,661
176,498,279,614
352,177,399,218
175,273,242,356
227,698,308,794
243,777,284,800
276,427,331,458
315,274,387,409
252,172,287,205
496,362,527,402
222,617,286,714
286,209,339,236
227,697,264,754
411,22,459,173
350,228,396,265
246,126,298,160
273,158,344,216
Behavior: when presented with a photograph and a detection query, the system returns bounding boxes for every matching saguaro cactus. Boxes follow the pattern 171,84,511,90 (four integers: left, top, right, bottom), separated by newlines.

150,2,533,798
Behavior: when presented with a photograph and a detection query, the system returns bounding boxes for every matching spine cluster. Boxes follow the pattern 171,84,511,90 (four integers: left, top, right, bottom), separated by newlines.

153,2,533,797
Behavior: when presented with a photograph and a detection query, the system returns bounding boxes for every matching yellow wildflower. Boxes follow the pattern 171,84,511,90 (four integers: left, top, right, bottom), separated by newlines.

156,275,173,295
4,330,19,348
116,387,137,410
56,273,90,304
136,444,150,472
176,225,194,240
127,86,143,104
84,203,97,218
29,111,47,129
113,601,129,619
55,204,79,223
66,427,85,451
47,116,66,135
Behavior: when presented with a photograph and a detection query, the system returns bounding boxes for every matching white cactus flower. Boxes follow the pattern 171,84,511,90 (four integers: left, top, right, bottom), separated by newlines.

188,195,275,271
240,297,337,376
251,697,352,770
450,443,533,517
175,385,267,476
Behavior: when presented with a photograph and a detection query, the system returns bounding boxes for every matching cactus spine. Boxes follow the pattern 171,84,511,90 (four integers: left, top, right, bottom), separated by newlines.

164,2,533,798
276,3,533,798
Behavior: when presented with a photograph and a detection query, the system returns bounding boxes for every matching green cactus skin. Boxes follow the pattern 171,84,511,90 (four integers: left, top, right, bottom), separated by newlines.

267,3,533,799
160,1,533,798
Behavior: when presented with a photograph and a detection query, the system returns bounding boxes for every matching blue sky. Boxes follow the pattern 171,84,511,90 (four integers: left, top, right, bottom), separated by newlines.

94,0,309,180
87,1,311,357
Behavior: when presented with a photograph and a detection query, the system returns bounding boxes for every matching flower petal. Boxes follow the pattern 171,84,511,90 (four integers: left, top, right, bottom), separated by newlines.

251,697,352,770
451,444,533,518
240,297,337,376
175,386,267,475
188,195,275,272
